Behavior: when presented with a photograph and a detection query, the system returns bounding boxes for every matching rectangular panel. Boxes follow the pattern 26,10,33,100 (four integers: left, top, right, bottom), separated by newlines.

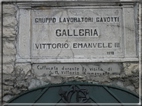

123,7,137,57
17,5,138,62
31,7,124,59
33,63,122,77
17,9,31,59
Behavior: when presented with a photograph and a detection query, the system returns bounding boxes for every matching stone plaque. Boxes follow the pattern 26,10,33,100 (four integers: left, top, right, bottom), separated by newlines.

17,5,138,62
32,8,123,58
33,63,122,77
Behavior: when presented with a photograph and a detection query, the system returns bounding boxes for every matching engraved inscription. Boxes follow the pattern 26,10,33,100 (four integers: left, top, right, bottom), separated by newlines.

33,63,122,76
32,8,123,58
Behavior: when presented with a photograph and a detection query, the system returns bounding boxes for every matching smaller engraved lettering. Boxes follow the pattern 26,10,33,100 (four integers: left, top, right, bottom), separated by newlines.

35,18,56,23
96,17,119,22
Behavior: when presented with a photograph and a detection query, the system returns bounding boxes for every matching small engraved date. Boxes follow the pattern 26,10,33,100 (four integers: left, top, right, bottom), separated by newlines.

107,51,114,55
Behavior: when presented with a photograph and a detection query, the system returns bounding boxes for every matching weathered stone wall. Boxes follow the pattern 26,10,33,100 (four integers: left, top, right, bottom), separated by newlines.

1,0,141,104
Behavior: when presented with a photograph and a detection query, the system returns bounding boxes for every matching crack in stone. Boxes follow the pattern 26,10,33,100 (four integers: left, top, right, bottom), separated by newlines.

55,49,63,60
70,46,75,59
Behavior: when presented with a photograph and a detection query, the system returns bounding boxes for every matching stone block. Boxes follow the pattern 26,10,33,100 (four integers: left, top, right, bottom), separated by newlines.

3,64,14,73
3,16,17,27
3,74,14,81
28,79,47,90
16,81,28,88
3,79,14,86
123,79,132,86
3,86,13,91
109,75,121,79
3,56,15,63
136,89,139,94
41,76,51,83
116,81,124,88
133,82,139,88
3,4,16,15
3,27,16,38
126,85,135,91
123,63,139,76
11,88,21,95
3,41,16,55
51,76,63,83
15,63,31,74
3,95,13,102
